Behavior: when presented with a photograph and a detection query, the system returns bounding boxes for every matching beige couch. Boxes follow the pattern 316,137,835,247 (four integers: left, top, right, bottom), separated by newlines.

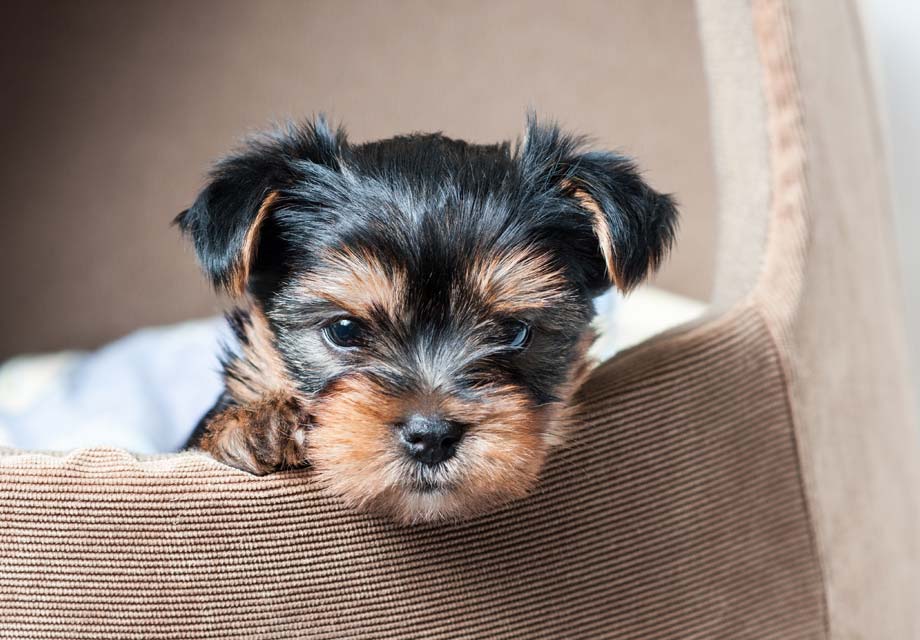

1,0,918,638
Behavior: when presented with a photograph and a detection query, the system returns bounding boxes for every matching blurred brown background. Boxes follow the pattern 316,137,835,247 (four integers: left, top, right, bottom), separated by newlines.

0,0,716,360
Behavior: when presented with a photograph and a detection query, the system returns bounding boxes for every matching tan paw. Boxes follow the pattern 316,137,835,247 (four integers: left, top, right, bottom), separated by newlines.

200,395,310,475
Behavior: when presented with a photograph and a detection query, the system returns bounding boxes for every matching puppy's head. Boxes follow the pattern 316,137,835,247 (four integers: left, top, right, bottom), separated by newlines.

178,115,677,522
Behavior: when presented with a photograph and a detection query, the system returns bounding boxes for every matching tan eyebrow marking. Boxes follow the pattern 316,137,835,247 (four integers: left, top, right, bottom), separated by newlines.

468,245,570,314
294,247,406,321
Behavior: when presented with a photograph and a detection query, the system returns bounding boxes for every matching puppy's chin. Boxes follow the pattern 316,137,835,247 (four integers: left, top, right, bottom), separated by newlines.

305,374,571,524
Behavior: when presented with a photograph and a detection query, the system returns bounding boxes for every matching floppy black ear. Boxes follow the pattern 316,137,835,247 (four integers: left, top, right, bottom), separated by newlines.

175,118,346,297
520,116,678,294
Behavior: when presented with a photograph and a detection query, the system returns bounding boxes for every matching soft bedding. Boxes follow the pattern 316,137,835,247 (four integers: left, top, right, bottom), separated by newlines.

0,319,227,453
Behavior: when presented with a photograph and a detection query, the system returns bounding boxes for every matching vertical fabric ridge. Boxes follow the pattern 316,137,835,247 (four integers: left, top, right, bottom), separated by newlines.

750,0,831,635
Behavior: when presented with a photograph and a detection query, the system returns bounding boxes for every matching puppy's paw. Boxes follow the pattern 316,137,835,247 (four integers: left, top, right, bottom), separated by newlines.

200,395,309,475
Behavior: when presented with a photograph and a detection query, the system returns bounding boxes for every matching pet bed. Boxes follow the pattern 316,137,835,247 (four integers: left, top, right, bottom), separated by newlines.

2,1,918,638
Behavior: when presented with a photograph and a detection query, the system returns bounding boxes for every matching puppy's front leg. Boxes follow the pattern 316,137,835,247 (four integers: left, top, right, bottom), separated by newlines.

200,395,310,475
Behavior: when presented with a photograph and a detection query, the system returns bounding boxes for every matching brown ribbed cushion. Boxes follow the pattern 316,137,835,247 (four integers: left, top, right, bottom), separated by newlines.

0,308,825,638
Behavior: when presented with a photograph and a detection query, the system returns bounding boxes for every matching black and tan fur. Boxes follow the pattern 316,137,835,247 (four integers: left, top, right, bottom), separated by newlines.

178,115,677,523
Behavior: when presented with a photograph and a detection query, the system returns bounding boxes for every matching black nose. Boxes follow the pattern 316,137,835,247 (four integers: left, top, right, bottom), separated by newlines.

397,415,465,466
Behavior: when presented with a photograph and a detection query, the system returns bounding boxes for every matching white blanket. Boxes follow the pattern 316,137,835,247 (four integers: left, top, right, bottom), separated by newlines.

0,319,227,453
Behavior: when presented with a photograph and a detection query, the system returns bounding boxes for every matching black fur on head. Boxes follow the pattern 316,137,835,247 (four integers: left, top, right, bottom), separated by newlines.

179,114,678,522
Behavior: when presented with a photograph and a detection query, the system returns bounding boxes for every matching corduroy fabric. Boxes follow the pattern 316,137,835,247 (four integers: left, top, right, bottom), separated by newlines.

5,0,919,636
0,308,825,639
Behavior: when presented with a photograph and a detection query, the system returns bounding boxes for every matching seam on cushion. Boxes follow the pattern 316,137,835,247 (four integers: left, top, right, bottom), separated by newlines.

750,0,830,635
749,0,810,338
754,302,830,638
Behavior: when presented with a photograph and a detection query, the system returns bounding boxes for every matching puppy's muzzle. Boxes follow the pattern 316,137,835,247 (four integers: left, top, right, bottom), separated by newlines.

396,415,466,466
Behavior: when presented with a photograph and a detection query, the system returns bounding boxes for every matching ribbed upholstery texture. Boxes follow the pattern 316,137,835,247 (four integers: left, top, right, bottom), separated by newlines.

0,308,825,639
3,0,918,636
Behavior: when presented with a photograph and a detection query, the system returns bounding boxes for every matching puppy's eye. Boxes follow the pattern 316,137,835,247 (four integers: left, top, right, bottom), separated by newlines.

323,318,365,349
502,320,531,350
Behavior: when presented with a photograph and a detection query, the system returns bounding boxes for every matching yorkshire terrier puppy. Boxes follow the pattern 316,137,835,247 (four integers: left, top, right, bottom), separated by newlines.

179,115,677,523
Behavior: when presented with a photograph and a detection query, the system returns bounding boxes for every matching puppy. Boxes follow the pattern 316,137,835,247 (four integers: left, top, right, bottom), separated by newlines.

179,115,677,523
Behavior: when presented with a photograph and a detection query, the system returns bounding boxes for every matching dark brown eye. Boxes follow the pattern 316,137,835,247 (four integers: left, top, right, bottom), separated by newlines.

323,318,365,348
503,320,531,350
